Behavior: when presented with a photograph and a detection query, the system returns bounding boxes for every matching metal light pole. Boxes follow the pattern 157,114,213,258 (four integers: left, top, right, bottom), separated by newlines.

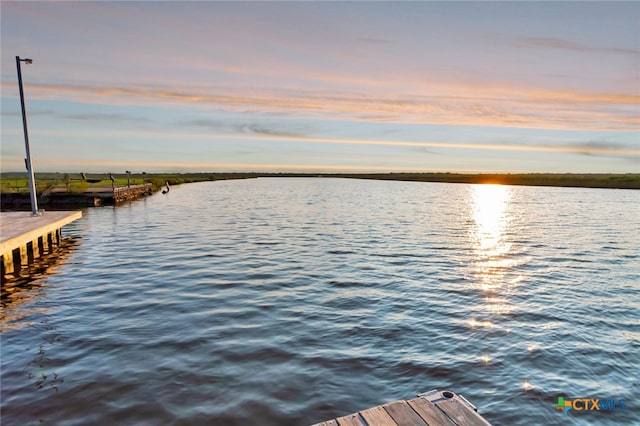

16,56,39,215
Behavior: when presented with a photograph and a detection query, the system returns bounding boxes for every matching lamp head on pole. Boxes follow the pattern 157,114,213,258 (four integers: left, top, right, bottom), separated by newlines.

17,57,33,64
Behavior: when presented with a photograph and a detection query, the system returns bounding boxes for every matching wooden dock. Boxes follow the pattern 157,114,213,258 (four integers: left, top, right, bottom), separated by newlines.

311,390,492,426
1,183,153,208
1,210,82,279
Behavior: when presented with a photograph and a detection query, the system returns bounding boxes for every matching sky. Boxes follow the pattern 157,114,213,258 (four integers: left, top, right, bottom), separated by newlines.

1,1,639,174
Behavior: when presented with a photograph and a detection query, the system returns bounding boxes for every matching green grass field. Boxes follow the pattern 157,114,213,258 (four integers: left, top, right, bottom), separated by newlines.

0,175,144,193
0,172,255,194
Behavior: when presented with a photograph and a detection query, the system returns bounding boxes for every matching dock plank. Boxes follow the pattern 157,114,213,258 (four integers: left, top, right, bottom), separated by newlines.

310,421,339,426
383,400,428,426
335,413,366,426
0,211,81,255
435,398,491,426
309,390,491,426
407,397,457,426
360,405,398,426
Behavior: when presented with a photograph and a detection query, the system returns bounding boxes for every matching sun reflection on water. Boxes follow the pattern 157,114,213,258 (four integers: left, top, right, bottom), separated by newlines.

470,184,515,315
471,184,511,256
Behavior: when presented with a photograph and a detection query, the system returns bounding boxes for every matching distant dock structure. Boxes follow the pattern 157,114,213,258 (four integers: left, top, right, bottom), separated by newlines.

1,210,81,281
1,183,153,209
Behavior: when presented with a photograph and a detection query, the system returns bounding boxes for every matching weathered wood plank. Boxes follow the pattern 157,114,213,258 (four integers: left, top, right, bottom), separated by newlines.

308,390,491,426
408,397,457,426
19,245,28,266
335,413,366,426
2,250,14,275
435,398,492,426
310,421,339,426
42,233,49,252
383,400,428,426
31,238,40,259
360,405,398,426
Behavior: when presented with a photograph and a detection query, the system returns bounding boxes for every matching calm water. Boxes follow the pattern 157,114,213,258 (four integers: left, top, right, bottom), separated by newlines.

1,178,638,425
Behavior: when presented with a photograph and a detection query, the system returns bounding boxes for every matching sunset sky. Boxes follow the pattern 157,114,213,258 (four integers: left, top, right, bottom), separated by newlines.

1,1,638,174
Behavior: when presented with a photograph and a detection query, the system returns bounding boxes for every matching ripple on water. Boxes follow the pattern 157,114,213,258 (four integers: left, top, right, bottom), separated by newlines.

1,179,638,426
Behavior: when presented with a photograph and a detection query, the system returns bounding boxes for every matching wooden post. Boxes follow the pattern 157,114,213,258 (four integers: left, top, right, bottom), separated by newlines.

31,237,41,259
19,245,28,268
13,247,23,274
26,241,35,263
37,235,46,256
2,252,14,276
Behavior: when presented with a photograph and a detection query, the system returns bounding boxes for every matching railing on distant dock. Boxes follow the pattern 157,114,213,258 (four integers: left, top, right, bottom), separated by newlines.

111,183,154,203
1,183,155,209
112,183,153,195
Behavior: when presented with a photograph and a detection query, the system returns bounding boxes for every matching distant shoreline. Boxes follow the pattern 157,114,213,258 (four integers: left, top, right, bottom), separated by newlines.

1,172,639,191
330,172,640,190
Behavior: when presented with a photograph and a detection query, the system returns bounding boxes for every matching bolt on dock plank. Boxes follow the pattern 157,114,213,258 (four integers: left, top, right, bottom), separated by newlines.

1,210,81,278
311,390,492,426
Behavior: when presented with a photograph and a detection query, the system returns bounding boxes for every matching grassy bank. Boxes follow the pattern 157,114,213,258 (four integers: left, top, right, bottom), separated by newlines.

1,172,638,193
332,173,640,189
0,172,258,194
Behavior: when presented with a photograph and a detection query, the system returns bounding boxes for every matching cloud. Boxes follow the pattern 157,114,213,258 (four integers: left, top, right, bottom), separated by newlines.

573,140,629,150
182,119,312,140
284,135,640,157
0,156,468,173
180,119,227,131
1,109,56,117
357,37,392,45
58,113,151,123
8,123,638,158
568,140,640,160
239,124,307,139
513,36,640,56
3,80,637,131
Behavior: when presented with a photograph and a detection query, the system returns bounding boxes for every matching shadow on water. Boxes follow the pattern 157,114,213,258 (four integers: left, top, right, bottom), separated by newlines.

1,238,80,423
1,237,81,327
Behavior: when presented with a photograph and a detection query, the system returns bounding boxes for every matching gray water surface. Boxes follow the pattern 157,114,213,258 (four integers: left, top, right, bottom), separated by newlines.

2,178,638,425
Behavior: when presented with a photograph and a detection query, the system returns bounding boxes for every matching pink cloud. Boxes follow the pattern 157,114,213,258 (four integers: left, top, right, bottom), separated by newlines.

3,81,637,131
